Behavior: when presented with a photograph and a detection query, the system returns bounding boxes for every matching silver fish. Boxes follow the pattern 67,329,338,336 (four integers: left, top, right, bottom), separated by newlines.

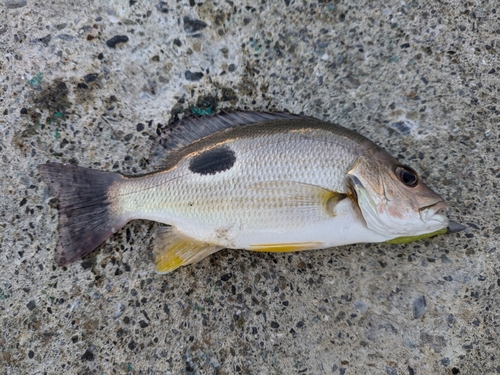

38,112,462,273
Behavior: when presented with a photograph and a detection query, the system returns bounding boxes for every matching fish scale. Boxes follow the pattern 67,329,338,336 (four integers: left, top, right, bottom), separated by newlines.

115,129,356,232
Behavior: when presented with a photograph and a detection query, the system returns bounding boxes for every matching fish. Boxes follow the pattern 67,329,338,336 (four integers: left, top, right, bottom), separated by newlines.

38,111,464,273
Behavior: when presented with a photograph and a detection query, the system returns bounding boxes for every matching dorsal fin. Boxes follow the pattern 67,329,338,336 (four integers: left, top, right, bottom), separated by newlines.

150,111,309,168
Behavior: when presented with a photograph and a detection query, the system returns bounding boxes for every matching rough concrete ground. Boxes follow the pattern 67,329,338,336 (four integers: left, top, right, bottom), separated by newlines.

0,0,499,374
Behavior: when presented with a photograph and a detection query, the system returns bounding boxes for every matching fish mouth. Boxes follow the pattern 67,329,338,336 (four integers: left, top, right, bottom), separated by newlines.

419,202,466,234
419,201,448,223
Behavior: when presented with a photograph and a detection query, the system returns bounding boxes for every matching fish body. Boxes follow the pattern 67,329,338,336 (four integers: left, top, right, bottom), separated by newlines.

38,112,455,273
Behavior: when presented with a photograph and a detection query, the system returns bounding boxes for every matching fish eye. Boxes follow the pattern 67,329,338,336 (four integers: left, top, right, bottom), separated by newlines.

395,166,419,187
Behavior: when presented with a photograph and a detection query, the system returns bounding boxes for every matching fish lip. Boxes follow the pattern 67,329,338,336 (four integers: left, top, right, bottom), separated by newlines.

419,200,448,213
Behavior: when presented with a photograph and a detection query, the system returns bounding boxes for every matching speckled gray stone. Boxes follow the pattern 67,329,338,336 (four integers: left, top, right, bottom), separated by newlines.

1,1,499,374
4,0,27,9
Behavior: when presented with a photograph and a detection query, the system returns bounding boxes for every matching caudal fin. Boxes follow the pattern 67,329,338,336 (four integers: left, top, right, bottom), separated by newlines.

38,163,128,265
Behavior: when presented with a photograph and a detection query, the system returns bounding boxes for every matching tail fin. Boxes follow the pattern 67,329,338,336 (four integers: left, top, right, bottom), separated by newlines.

38,163,128,265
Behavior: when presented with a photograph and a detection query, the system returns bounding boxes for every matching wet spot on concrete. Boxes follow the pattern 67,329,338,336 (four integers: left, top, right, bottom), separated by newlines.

34,79,70,119
191,94,218,115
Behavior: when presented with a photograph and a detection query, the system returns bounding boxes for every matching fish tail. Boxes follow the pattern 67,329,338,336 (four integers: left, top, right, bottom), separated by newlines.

38,163,128,265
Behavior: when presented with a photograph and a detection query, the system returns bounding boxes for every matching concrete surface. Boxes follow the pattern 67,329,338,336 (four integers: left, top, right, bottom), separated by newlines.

0,0,499,374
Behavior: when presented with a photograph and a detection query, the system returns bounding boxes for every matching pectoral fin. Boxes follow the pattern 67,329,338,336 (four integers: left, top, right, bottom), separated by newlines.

249,181,346,218
154,226,222,274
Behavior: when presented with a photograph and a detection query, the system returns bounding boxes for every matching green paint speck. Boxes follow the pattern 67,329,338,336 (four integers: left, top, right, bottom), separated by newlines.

328,5,334,11
54,111,62,118
28,72,44,86
126,364,132,372
191,107,212,116
54,128,60,139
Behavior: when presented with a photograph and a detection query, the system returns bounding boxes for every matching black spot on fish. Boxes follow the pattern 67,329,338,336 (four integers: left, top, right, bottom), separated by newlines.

189,146,236,175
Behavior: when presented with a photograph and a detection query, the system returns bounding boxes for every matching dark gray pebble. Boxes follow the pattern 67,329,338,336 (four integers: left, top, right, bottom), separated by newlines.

106,35,129,48
156,1,168,13
412,295,426,319
185,70,204,81
26,300,36,311
128,340,137,350
84,73,98,83
390,120,413,136
56,34,74,41
36,34,52,47
5,0,27,9
81,348,94,361
183,17,207,33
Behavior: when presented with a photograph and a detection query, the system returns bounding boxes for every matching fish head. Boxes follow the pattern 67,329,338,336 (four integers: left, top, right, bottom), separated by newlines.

347,152,449,238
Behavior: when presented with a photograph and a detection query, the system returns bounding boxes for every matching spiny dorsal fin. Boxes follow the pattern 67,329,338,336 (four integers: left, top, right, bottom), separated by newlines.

154,226,222,274
150,111,309,168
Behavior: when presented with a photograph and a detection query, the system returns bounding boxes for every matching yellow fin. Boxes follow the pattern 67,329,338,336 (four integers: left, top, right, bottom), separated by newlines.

154,226,222,274
249,242,322,253
384,228,448,245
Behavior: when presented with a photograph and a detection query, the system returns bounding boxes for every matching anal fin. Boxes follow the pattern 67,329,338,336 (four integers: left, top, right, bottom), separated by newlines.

154,226,222,274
